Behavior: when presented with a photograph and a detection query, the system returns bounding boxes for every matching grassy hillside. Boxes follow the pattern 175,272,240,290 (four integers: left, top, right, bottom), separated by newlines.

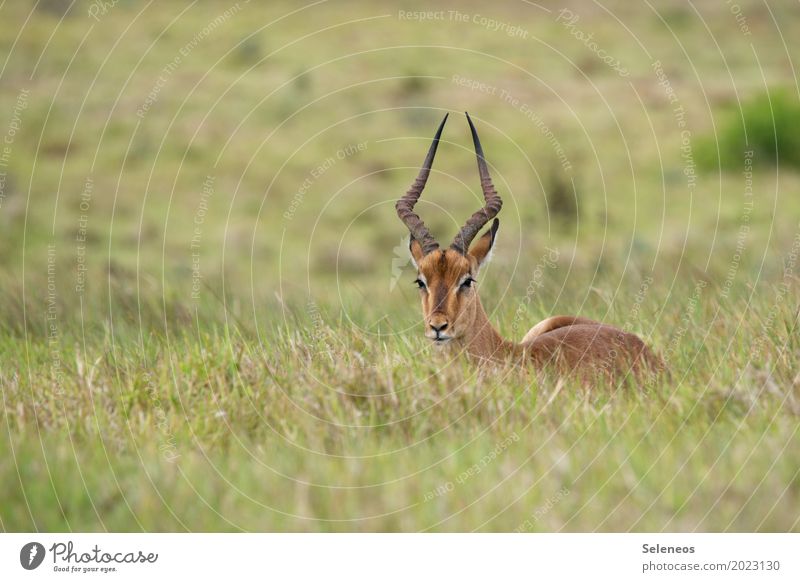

0,0,798,531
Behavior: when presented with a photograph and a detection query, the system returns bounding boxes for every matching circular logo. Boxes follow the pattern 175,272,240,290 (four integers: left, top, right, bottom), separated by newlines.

19,542,46,570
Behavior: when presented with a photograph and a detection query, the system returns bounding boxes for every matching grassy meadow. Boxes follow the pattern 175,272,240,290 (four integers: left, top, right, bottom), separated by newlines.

1,0,799,531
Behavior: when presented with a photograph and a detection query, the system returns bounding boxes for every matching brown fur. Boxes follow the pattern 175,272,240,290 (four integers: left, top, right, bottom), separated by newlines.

410,234,662,382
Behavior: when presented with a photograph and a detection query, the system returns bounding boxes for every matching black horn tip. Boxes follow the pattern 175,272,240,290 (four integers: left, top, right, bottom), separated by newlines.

465,113,484,155
465,111,476,129
433,113,449,137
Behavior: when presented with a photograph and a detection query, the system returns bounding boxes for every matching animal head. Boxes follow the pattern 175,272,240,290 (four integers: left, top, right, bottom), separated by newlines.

396,113,502,344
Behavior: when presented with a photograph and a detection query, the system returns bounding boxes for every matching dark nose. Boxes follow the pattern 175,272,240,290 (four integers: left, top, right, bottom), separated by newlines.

430,322,448,333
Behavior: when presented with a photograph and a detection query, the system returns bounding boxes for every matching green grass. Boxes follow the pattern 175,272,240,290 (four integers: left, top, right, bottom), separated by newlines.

698,89,800,171
1,0,799,531
3,270,799,531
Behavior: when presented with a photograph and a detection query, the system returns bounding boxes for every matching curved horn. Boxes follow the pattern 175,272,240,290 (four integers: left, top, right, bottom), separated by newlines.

450,112,503,254
395,113,448,255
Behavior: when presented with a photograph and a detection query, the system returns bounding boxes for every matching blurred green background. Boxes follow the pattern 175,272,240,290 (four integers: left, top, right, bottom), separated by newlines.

1,0,798,318
1,0,799,531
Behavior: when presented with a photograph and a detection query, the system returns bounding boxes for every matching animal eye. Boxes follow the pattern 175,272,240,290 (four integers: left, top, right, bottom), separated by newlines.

460,277,475,289
414,278,427,290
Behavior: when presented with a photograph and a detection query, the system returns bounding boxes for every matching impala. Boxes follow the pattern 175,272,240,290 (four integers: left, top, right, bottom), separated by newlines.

396,113,661,379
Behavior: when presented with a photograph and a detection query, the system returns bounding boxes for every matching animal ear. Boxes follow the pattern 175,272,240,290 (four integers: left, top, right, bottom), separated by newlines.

468,218,499,270
409,237,425,269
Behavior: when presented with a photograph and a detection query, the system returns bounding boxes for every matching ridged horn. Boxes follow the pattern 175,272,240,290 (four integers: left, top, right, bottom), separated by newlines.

395,113,448,255
450,112,502,254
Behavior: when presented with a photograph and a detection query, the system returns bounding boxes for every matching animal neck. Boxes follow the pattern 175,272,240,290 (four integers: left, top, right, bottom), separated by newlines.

454,295,521,363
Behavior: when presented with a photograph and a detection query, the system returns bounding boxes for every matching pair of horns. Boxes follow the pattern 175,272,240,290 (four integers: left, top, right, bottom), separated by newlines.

395,112,502,256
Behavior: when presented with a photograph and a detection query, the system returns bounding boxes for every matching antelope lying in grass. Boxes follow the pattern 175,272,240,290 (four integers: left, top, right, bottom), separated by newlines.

396,113,661,380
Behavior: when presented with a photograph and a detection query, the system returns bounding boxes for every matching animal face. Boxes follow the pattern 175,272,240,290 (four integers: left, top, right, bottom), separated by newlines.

409,223,497,344
395,112,503,345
